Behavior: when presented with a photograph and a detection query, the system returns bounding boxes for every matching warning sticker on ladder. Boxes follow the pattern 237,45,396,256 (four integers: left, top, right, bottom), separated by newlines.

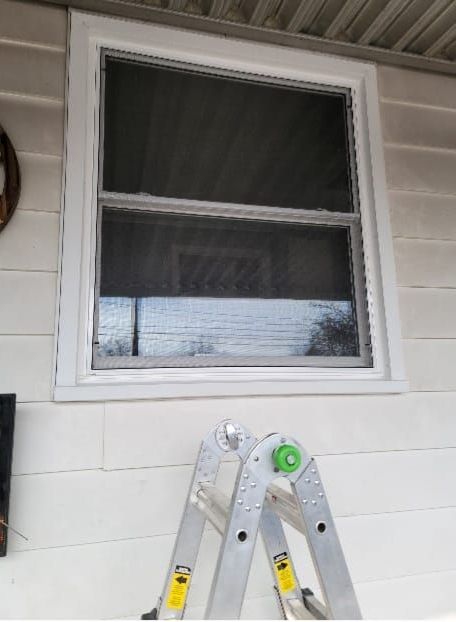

166,565,192,610
273,552,296,594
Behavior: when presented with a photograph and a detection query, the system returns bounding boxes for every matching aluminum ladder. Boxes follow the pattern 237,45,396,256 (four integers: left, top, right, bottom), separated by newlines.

142,420,361,620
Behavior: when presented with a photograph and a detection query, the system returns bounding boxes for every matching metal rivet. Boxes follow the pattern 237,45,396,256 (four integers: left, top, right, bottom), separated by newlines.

245,506,251,512
240,486,246,492
250,482,256,488
302,499,308,504
314,480,320,485
311,468,316,474
318,493,324,498
311,500,317,505
255,503,261,509
237,499,243,505
243,473,249,479
305,478,311,483
253,456,259,462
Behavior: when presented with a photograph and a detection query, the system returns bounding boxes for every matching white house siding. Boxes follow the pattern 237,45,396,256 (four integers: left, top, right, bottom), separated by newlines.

0,1,456,618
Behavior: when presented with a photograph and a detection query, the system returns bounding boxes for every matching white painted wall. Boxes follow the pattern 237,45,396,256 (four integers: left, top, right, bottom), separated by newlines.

1,0,456,617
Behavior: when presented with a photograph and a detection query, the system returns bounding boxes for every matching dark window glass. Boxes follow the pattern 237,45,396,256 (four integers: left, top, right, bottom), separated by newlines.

94,208,360,366
102,57,355,212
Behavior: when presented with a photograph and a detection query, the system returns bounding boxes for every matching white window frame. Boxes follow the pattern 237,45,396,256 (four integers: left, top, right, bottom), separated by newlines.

54,10,408,401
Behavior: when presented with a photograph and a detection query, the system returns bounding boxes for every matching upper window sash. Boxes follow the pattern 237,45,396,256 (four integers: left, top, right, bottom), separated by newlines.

98,49,361,216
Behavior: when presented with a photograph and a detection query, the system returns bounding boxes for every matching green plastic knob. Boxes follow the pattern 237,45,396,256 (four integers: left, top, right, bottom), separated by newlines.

273,444,302,473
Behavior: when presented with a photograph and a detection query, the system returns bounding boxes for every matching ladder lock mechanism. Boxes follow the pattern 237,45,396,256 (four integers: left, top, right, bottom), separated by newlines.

272,444,302,473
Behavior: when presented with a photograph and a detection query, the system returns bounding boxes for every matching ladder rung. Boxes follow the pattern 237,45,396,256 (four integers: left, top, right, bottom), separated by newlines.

266,483,307,535
193,483,308,537
279,596,309,620
282,593,327,620
301,588,327,620
191,484,230,535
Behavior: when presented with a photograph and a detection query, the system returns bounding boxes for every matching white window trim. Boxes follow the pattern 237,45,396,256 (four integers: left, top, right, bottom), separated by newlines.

54,10,408,401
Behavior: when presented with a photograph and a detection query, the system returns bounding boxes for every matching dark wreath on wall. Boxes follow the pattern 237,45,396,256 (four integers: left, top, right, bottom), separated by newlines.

0,125,21,234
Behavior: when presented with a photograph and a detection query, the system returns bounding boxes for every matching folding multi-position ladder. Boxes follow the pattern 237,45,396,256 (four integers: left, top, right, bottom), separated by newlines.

142,420,361,620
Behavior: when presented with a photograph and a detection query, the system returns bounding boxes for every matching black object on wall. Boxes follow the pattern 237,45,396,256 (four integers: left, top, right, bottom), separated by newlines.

0,394,15,557
0,126,21,234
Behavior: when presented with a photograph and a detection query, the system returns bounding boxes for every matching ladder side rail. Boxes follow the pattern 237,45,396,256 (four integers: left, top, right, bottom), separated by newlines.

291,458,361,620
155,421,257,620
205,432,313,620
204,454,269,618
154,442,218,620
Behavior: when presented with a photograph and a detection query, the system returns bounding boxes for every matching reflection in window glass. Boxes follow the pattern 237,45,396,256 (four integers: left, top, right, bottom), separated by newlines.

98,297,133,357
98,296,356,362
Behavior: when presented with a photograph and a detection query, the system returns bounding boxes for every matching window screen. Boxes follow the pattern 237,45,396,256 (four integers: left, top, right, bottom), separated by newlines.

94,52,371,369
102,57,355,212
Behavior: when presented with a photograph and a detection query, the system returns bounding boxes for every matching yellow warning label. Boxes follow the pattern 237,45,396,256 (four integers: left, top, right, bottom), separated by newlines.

166,565,191,610
273,552,296,594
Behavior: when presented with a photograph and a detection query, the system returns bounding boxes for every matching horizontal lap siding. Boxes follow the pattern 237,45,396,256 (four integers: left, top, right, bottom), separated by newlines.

12,402,104,475
0,210,60,271
0,0,66,47
378,66,456,109
404,340,456,391
372,72,456,619
0,93,64,155
0,271,56,334
385,145,456,194
379,66,456,408
389,190,456,241
382,101,456,151
356,570,456,619
0,4,455,617
0,336,54,401
18,153,62,212
7,391,456,472
2,535,454,619
0,40,65,99
395,238,456,288
0,2,64,413
7,450,456,552
103,392,456,470
399,288,456,338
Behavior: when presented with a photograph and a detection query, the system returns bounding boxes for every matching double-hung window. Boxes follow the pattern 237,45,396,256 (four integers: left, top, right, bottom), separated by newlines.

55,12,406,400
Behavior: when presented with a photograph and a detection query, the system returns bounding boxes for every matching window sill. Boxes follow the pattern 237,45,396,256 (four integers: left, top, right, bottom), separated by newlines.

54,371,409,401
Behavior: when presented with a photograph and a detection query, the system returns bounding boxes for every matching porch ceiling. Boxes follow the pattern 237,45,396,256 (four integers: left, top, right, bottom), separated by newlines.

39,0,456,76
